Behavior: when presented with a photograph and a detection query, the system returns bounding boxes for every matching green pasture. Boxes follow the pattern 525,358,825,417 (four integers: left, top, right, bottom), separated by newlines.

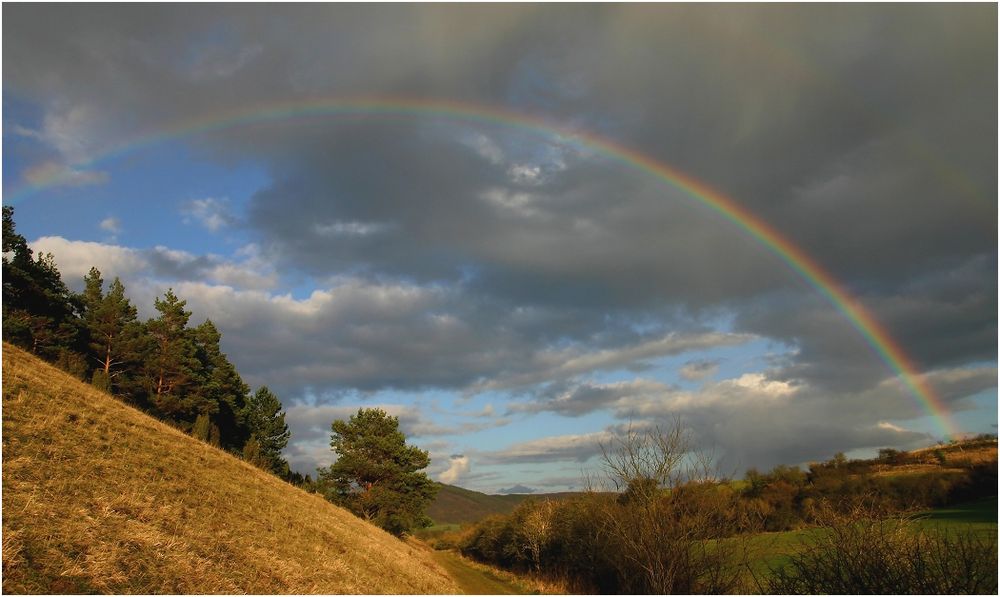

739,497,998,586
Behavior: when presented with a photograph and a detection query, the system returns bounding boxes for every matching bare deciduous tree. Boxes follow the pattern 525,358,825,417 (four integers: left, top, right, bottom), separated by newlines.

596,418,748,593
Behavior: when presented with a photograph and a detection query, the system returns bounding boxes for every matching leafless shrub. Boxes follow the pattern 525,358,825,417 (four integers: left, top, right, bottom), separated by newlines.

767,500,998,594
596,419,750,594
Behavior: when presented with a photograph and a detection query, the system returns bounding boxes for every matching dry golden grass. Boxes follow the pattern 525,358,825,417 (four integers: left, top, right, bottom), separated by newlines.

941,447,997,468
910,441,998,466
1,344,459,594
869,464,967,477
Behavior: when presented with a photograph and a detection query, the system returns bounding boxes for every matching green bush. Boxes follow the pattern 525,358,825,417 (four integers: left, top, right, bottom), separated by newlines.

91,369,110,392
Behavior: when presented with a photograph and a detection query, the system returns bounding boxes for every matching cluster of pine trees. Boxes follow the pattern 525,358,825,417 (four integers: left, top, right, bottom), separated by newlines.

2,206,294,480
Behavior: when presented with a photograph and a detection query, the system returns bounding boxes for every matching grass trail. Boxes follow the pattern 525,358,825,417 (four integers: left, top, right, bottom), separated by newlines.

429,550,531,595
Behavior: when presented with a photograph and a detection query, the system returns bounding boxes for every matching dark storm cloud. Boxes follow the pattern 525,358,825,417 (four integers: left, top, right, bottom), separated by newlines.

510,379,673,418
734,256,998,393
155,279,743,398
5,5,995,412
230,4,994,392
238,113,797,315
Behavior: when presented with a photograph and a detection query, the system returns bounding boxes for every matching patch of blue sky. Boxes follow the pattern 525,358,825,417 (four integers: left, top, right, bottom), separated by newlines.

9,137,270,259
953,388,998,435
479,460,602,494
278,277,334,302
103,143,267,252
3,98,49,195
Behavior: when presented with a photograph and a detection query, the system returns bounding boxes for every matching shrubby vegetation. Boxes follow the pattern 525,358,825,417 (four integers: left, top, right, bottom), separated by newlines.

2,207,293,480
451,420,997,594
766,502,997,594
458,422,754,593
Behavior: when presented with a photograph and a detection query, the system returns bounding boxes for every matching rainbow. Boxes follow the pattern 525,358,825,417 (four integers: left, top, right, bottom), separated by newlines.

4,96,959,439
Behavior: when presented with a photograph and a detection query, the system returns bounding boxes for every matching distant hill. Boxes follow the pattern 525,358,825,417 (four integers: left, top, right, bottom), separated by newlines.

427,483,587,526
1,344,458,594
428,437,998,528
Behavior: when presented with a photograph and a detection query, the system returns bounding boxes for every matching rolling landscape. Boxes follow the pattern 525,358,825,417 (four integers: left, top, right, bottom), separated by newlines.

3,344,997,594
3,342,996,593
3,4,997,595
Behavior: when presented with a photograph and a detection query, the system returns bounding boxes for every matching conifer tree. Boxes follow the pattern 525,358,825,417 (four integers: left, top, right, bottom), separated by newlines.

243,386,291,474
144,289,199,423
81,268,140,392
2,207,81,359
189,319,251,450
319,408,437,536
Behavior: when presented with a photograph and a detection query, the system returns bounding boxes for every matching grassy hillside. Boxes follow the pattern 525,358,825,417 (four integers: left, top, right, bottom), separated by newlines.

427,484,531,526
427,483,587,527
1,344,459,594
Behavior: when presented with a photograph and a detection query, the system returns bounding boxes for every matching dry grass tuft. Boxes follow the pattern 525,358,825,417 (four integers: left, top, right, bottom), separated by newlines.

2,343,459,594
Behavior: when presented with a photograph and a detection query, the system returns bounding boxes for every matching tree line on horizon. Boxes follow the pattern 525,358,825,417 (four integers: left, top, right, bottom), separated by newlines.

2,206,293,480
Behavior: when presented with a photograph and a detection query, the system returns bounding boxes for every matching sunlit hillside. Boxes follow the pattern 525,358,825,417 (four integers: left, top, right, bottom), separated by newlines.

1,343,459,594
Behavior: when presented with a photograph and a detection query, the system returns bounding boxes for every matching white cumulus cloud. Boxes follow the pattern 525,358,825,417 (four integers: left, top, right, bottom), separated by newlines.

181,198,237,232
438,455,471,484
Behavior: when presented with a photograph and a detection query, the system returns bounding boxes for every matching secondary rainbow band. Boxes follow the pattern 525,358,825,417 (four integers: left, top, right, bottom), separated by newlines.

5,96,959,439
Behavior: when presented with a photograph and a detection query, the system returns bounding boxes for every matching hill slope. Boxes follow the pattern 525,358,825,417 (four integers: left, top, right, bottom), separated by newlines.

427,484,530,526
428,483,589,526
1,344,458,594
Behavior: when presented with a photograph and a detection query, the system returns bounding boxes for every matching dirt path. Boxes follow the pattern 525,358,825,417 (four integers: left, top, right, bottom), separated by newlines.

429,550,528,595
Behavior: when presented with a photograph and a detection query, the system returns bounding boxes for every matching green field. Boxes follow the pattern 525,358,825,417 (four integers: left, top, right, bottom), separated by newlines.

740,497,998,587
422,496,997,593
913,496,997,541
917,496,996,525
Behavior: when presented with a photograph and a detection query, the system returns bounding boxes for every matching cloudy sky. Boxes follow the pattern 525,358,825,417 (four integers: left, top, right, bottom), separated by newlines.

3,5,996,493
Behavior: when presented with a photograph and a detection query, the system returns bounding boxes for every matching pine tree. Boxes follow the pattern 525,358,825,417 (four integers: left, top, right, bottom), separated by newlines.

2,207,81,359
81,268,140,392
243,386,291,474
189,319,250,450
318,408,437,536
144,289,199,423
